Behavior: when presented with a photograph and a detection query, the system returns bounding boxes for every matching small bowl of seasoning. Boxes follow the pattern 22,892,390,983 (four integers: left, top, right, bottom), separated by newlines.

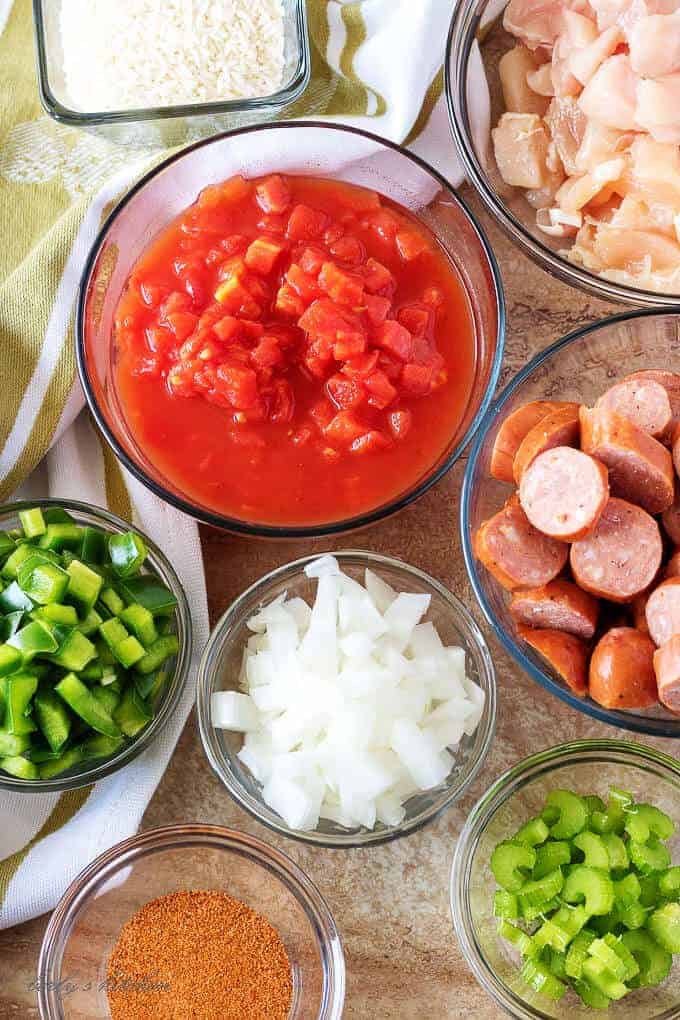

37,823,345,1019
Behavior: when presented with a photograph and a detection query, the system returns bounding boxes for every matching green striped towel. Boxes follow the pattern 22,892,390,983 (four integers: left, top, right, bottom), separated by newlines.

0,0,468,928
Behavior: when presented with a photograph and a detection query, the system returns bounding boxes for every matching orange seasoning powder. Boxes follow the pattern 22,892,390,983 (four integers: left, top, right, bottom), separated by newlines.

106,889,293,1020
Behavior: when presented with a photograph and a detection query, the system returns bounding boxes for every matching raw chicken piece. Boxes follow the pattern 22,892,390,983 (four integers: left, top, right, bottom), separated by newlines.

492,113,551,188
546,96,587,173
579,55,638,130
536,206,583,235
636,75,680,144
629,13,680,76
569,25,623,85
575,122,633,172
560,8,599,43
594,224,680,269
504,0,566,48
555,157,626,211
527,63,555,95
589,0,632,28
628,136,680,208
499,45,549,114
551,57,582,97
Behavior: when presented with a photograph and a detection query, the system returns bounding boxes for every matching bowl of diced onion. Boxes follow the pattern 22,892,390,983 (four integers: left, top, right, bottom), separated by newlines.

196,551,496,848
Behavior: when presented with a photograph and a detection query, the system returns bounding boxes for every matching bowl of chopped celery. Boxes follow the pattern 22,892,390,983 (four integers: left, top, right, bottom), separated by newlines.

451,740,680,1018
0,499,191,791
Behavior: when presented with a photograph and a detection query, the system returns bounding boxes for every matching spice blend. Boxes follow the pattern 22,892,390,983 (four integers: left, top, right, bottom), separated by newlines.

107,889,293,1019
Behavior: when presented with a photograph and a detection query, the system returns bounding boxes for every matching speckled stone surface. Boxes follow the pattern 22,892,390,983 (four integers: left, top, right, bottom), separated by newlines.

0,191,673,1020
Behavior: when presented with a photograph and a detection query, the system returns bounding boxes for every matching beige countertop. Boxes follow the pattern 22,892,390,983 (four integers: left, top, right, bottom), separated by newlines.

0,193,672,1020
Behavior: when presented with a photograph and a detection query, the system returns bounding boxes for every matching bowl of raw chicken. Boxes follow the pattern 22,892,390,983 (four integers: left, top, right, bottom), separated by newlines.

446,0,680,306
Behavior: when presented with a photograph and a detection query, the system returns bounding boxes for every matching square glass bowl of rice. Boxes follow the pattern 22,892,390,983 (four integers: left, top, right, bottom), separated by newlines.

32,0,310,145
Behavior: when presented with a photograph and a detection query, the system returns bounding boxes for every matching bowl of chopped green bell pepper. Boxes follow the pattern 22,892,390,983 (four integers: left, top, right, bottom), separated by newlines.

0,499,191,790
451,741,680,1018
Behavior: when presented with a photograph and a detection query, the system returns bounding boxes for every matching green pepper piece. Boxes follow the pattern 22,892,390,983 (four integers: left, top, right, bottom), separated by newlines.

517,868,564,908
0,728,31,757
0,755,39,780
621,930,672,988
99,586,126,617
4,673,38,734
565,929,597,980
108,532,147,578
497,920,540,958
116,574,177,616
590,788,634,836
493,890,519,919
134,634,179,674
573,831,610,870
519,958,566,1001
659,867,680,901
563,865,615,916
119,603,158,648
647,901,680,953
0,610,24,641
0,581,34,615
79,526,106,564
512,816,550,847
91,685,121,717
42,508,75,525
34,686,72,753
7,619,57,661
49,629,96,672
625,803,675,844
602,833,629,872
490,841,537,892
19,508,46,540
38,523,83,552
81,732,125,760
630,837,671,875
588,933,639,982
112,686,151,737
77,607,103,637
542,789,588,839
18,559,69,605
39,745,85,780
113,634,145,669
534,906,589,952
614,873,642,909
0,532,16,565
573,979,612,1009
581,957,628,1000
99,617,129,652
32,603,79,628
0,644,22,678
55,673,121,739
136,668,168,712
2,543,42,581
65,559,103,617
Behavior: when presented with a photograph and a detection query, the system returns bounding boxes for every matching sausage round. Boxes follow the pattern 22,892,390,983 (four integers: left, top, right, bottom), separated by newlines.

589,627,658,710
519,446,609,541
490,400,567,483
473,495,569,591
513,404,581,483
580,406,674,515
645,578,680,647
595,378,672,442
510,579,599,639
672,424,680,481
570,497,663,603
661,482,680,545
516,624,588,696
627,370,680,431
653,636,680,714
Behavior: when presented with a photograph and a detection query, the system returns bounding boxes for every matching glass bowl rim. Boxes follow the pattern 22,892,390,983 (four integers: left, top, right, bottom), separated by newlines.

196,548,497,849
0,497,192,792
460,308,680,738
75,119,506,539
32,0,311,126
444,3,680,310
450,738,680,1020
36,821,346,1020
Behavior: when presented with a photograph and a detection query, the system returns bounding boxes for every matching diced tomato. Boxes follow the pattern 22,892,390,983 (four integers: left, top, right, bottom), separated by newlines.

197,304,227,331
214,363,259,408
363,258,395,296
145,326,175,354
257,214,287,234
335,183,381,213
326,373,364,410
377,351,402,380
240,319,267,339
349,430,391,454
363,294,391,327
323,224,345,246
329,235,364,266
318,262,364,306
245,237,285,275
388,409,413,440
308,399,335,430
298,247,326,276
397,304,433,338
270,379,295,424
255,175,292,215
291,426,312,446
139,282,166,308
286,204,329,242
219,234,248,256
217,256,247,282
304,352,333,380
401,362,435,397
422,286,445,308
363,370,397,410
275,283,306,318
298,299,363,342
167,360,197,396
161,291,193,317
324,411,367,446
396,230,429,261
286,264,321,304
165,312,198,341
132,355,164,379
333,332,366,360
212,316,241,342
243,275,270,307
375,320,414,362
367,209,399,241
341,350,380,378
215,275,257,312
182,269,207,306
250,336,284,370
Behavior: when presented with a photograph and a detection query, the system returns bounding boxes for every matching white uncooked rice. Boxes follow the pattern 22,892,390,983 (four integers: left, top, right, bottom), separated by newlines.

59,0,285,112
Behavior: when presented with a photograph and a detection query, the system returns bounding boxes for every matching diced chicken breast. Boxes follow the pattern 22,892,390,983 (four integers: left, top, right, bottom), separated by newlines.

546,96,587,174
579,55,638,130
575,122,633,172
527,62,556,95
504,0,566,48
629,13,680,76
589,0,631,29
499,45,550,114
551,57,582,97
556,157,626,211
628,136,680,208
636,74,680,144
569,25,623,85
492,113,551,188
594,224,680,269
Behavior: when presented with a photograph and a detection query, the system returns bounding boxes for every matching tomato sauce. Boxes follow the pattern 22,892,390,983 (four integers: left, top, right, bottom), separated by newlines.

114,174,477,526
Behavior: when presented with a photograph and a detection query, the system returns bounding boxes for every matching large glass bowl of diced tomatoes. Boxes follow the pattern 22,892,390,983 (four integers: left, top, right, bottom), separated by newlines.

76,122,505,538
0,499,191,791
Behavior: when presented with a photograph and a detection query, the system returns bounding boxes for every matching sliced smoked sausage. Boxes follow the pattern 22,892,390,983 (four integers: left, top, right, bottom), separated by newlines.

645,578,680,647
589,627,659,710
519,446,609,541
653,636,680,714
580,406,674,515
512,404,581,483
570,497,662,603
631,592,650,634
473,495,568,591
510,579,599,639
627,370,680,432
490,400,567,483
516,624,588,696
661,482,680,545
595,377,672,442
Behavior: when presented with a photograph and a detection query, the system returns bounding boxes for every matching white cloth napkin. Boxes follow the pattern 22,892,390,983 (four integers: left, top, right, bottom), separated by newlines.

0,0,482,929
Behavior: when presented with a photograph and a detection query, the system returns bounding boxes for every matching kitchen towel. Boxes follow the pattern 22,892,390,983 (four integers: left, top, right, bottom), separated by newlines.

0,0,475,928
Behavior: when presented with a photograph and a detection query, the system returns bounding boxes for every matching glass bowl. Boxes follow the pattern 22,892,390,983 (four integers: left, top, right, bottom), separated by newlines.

0,498,191,792
451,739,680,1019
461,309,680,738
32,0,310,146
445,2,680,308
76,121,505,538
37,823,345,1019
196,550,497,848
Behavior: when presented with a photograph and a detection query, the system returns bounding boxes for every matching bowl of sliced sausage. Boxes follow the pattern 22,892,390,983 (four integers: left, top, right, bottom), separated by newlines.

462,309,680,737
